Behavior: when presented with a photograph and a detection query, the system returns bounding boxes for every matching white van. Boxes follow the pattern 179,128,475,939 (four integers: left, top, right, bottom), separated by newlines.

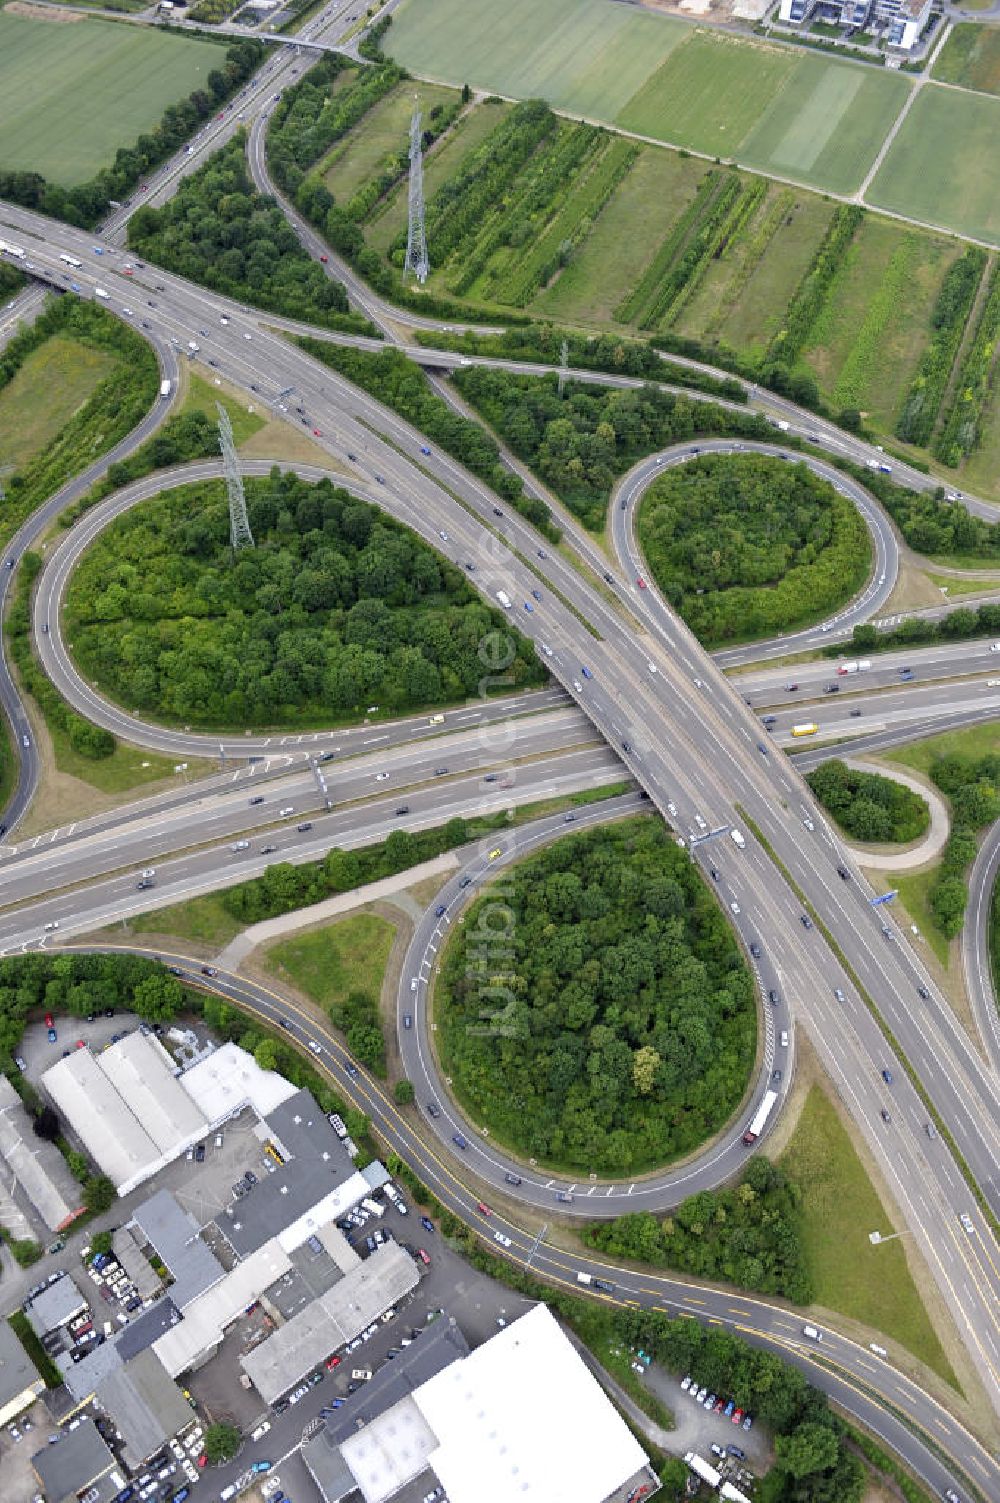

95,287,109,300
495,591,512,609
803,1325,822,1341
730,829,746,849
576,1272,592,1285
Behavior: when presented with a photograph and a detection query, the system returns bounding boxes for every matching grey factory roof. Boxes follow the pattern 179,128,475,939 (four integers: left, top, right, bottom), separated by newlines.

26,1273,87,1336
302,1318,469,1503
222,1090,362,1260
31,1417,115,1501
130,1190,224,1309
60,1334,123,1403
0,1319,43,1413
0,1076,83,1231
241,1242,421,1405
96,1349,192,1468
112,1227,163,1300
115,1298,182,1362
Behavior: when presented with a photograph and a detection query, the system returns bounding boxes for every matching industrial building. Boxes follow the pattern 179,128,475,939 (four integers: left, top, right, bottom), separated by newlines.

25,1272,88,1338
31,1417,123,1503
0,1319,45,1427
775,0,932,48
41,1033,209,1194
303,1304,659,1503
240,1240,421,1405
0,1075,83,1230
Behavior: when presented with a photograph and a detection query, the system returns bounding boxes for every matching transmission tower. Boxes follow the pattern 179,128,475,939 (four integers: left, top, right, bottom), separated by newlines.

557,338,570,397
217,402,254,553
404,100,430,285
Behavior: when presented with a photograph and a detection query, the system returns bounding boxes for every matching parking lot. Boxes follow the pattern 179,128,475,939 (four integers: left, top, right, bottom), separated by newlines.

1,1398,49,1503
644,1363,771,1484
15,1007,144,1083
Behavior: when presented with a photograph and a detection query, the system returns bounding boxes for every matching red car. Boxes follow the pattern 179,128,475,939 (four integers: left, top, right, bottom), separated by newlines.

417,1248,431,1265
44,1012,53,1029
732,1408,744,1425
319,255,328,263
197,1456,207,1468
313,429,322,437
76,1040,86,1049
325,1354,342,1370
636,576,647,589
476,1202,492,1217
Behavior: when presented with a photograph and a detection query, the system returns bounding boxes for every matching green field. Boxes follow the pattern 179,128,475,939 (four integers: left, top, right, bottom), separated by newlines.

932,22,1000,94
869,85,1000,245
262,914,396,1012
802,218,959,428
391,0,910,197
367,98,510,252
535,146,706,325
388,0,687,118
779,1086,958,1385
320,79,460,204
0,12,224,185
0,334,120,472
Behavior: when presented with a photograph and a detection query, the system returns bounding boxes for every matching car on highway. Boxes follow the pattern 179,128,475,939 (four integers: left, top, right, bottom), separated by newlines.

452,1133,468,1149
881,1068,893,1085
308,1040,322,1055
476,1202,492,1216
880,1108,891,1124
200,966,218,977
917,985,929,1000
636,576,646,589
834,988,845,1002
488,848,502,860
47,1026,57,1043
403,1014,412,1030
494,1231,512,1248
800,914,813,929
505,1172,522,1186
959,1213,974,1233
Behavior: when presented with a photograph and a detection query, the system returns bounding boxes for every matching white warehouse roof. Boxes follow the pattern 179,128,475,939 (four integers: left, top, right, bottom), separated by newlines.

415,1304,649,1503
42,1036,208,1195
179,1041,298,1124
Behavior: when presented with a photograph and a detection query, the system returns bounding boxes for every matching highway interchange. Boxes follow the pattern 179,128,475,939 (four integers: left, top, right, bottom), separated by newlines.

0,4,999,1496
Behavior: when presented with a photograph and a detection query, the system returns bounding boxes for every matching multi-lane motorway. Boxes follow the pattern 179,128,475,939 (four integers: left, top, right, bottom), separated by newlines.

0,15,999,1491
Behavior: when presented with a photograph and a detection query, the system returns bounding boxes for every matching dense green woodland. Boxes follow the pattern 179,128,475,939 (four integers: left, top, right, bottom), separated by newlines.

843,602,1000,657
128,136,368,333
453,367,776,530
806,761,929,845
0,40,262,228
64,472,545,727
437,820,756,1175
928,750,1000,938
637,454,869,646
584,1158,811,1302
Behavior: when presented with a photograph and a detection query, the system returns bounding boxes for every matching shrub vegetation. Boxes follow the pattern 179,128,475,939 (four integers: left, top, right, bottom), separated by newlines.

584,1157,811,1301
806,760,929,844
436,819,756,1175
63,470,545,729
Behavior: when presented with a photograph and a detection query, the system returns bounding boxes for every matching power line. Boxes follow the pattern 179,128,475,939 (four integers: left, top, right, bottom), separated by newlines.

404,98,429,285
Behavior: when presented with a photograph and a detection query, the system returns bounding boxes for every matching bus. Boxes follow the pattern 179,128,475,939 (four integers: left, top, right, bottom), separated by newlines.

0,239,26,260
742,1089,778,1145
59,253,83,269
791,722,818,738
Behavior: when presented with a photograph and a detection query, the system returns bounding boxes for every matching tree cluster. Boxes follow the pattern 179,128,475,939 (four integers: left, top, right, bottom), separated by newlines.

222,815,483,926
839,464,1000,564
0,40,262,229
64,470,545,729
928,750,1000,938
416,324,747,403
806,760,930,845
330,989,385,1078
637,454,869,646
127,137,364,332
299,341,559,538
841,602,1000,659
437,820,757,1175
452,367,775,531
583,1157,812,1302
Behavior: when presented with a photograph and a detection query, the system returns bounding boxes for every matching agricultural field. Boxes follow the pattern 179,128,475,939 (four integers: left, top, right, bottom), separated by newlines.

366,99,510,252
800,218,960,430
320,79,460,204
391,0,910,198
387,0,688,120
931,22,1000,94
677,190,835,359
0,334,121,474
868,86,1000,245
0,11,225,185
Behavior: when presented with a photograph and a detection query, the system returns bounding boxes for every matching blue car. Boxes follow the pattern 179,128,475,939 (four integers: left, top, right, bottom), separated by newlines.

420,445,431,456
420,1215,435,1233
92,246,103,254
581,666,593,680
523,601,534,612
